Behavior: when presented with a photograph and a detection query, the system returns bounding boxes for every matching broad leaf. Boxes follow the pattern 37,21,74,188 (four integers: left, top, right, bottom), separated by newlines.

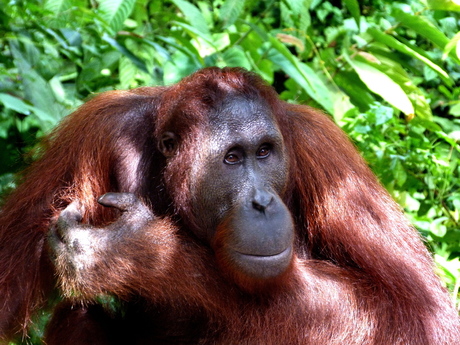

368,27,452,86
392,9,449,49
392,8,459,63
342,0,360,28
9,40,63,128
44,0,71,15
98,0,136,33
102,34,148,73
0,93,31,114
267,37,334,115
222,47,251,69
119,57,138,89
348,59,414,116
427,0,460,11
220,0,246,29
172,0,211,36
443,31,460,60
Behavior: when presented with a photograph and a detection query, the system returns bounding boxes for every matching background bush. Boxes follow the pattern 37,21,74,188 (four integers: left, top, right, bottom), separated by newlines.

1,0,459,341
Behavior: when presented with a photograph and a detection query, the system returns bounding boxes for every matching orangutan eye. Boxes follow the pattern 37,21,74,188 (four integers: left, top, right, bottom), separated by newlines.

224,152,242,165
257,145,271,159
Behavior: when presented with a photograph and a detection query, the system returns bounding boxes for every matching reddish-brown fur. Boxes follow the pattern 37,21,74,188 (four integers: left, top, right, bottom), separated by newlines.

0,67,459,344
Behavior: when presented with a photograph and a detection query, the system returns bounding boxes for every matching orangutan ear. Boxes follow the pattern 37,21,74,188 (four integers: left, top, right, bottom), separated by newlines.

159,132,178,157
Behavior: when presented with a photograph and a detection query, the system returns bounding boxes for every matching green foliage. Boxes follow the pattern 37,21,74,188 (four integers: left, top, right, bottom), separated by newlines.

1,0,459,335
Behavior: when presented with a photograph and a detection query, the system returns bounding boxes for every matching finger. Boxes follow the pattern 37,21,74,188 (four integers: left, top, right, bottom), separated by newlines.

98,192,139,211
51,202,83,243
59,201,83,225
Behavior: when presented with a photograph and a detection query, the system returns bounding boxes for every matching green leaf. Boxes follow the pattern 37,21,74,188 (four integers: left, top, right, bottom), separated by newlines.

172,0,210,36
44,0,71,14
334,71,375,111
435,255,460,284
355,52,433,121
30,106,59,125
163,50,201,84
157,35,203,65
0,93,57,127
393,160,407,187
285,0,305,13
171,21,214,47
368,27,452,86
347,58,414,116
9,40,63,129
410,93,433,122
44,0,73,27
283,0,311,32
342,0,360,28
427,0,460,11
392,9,449,49
449,102,460,116
443,31,460,60
0,93,31,114
267,37,335,115
119,56,137,89
430,217,448,237
212,33,231,52
220,0,246,29
221,47,251,69
143,40,172,62
391,8,459,63
241,20,269,41
98,0,136,33
102,34,148,73
49,77,66,103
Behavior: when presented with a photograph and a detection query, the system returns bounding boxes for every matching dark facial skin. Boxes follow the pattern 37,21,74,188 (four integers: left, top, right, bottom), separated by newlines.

170,97,295,281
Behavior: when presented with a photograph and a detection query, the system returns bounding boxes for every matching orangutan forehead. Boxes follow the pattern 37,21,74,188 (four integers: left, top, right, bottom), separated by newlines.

209,96,274,126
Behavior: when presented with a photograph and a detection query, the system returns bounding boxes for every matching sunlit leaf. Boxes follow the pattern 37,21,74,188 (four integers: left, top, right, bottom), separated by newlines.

334,71,375,111
443,31,460,60
0,93,31,114
348,59,414,116
392,9,449,49
44,0,71,14
392,8,460,63
163,50,201,84
449,102,460,116
212,33,231,52
49,77,66,103
220,0,245,28
342,0,360,28
98,0,136,33
172,0,210,36
119,57,137,89
394,160,407,187
285,0,305,13
426,0,460,11
430,217,448,237
221,47,251,69
171,21,214,47
43,0,73,27
267,37,335,115
368,27,452,85
435,255,460,284
354,52,433,121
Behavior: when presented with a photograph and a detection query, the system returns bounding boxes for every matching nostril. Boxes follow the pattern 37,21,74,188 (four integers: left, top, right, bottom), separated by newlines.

252,190,274,213
252,201,266,212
